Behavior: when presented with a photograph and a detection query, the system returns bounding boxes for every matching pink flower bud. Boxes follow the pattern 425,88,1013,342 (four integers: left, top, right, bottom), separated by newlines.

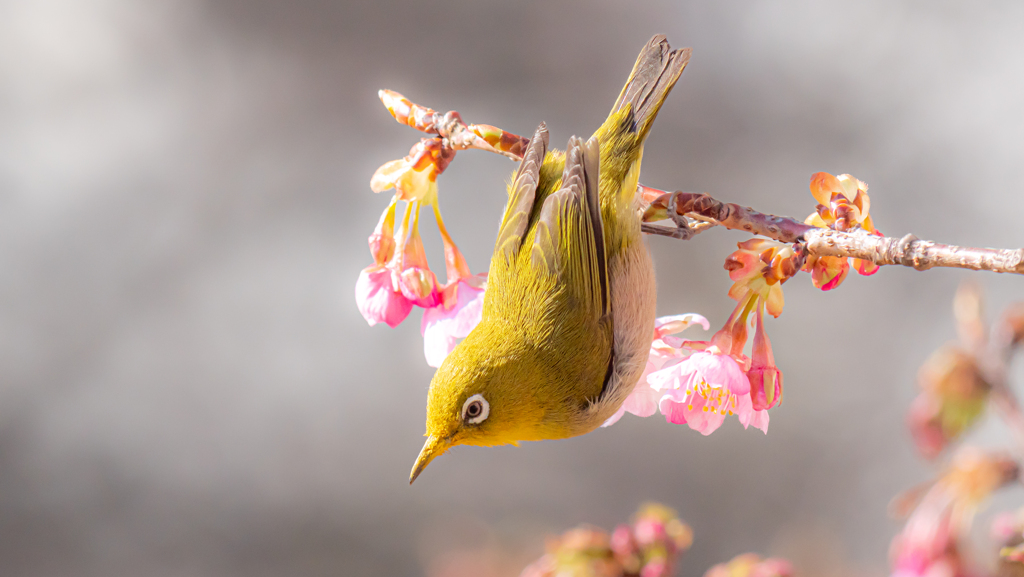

378,89,438,133
398,266,440,308
747,367,782,412
804,254,850,291
747,305,782,411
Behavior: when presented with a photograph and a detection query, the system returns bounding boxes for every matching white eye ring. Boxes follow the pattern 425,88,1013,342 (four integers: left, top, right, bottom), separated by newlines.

461,394,489,425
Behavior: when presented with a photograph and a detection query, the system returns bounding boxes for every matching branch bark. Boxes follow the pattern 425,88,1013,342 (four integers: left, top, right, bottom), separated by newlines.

641,188,1024,276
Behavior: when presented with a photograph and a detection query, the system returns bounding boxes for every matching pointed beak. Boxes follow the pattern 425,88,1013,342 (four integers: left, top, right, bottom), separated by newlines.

409,435,452,484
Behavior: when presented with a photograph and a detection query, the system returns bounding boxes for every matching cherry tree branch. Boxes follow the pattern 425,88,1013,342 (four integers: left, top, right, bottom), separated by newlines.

376,91,1024,276
640,188,1024,276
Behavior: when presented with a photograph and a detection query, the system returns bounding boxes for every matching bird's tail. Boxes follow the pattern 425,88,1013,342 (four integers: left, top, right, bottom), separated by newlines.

609,35,691,141
594,36,690,207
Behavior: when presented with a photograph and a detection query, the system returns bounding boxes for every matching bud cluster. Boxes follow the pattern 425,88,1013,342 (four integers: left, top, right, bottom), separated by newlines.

519,503,694,577
803,172,882,289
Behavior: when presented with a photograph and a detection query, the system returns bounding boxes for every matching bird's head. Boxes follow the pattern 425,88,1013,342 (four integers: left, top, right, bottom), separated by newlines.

409,323,558,483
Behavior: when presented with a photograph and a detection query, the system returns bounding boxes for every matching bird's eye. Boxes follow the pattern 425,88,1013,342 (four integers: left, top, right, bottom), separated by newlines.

461,394,489,425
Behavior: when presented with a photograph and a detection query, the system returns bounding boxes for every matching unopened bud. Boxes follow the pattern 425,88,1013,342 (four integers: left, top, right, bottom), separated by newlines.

748,367,782,411
398,267,439,308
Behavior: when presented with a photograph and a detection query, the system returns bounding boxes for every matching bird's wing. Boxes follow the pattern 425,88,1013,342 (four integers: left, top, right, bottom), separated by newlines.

531,135,610,318
495,123,548,261
484,133,613,407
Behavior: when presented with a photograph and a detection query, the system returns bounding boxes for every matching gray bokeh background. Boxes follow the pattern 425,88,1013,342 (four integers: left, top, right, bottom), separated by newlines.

2,1,1023,575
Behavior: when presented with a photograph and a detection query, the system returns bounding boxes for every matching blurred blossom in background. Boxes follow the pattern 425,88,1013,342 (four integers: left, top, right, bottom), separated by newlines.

1,0,1023,576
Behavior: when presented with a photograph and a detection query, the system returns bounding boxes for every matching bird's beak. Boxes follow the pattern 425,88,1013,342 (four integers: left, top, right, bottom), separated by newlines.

409,435,452,484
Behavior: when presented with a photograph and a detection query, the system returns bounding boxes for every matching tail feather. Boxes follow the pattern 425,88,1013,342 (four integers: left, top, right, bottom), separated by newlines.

610,35,691,138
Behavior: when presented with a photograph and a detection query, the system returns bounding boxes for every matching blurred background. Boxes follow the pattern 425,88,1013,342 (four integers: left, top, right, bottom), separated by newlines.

1,0,1023,575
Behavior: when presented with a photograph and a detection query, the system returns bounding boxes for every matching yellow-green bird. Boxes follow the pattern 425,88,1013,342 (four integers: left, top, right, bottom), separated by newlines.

411,35,690,483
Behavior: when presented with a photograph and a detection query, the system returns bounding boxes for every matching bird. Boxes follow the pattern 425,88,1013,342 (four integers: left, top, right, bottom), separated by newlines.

411,35,691,483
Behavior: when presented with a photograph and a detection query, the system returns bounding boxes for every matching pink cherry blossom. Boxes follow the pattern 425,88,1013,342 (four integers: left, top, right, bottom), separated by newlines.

356,200,442,325
355,266,413,328
650,350,769,435
421,277,486,367
651,314,710,351
602,314,709,427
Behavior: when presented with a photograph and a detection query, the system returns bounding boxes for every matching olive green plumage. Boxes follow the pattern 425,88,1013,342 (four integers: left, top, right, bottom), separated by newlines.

412,35,690,483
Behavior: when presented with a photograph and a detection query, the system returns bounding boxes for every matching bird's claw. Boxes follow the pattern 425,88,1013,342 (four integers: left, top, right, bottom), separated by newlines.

668,192,694,239
641,222,693,240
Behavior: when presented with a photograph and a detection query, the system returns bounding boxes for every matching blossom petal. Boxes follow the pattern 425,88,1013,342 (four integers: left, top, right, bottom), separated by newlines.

811,256,850,291
369,155,439,204
735,394,770,433
659,396,690,426
621,381,662,418
395,163,438,204
766,285,785,318
605,354,683,427
804,213,828,227
660,395,726,435
853,257,880,276
421,281,485,367
647,363,685,392
853,189,870,222
355,266,413,328
725,249,764,283
687,351,750,395
837,174,864,201
370,159,408,193
368,201,397,266
654,313,710,337
809,172,843,205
